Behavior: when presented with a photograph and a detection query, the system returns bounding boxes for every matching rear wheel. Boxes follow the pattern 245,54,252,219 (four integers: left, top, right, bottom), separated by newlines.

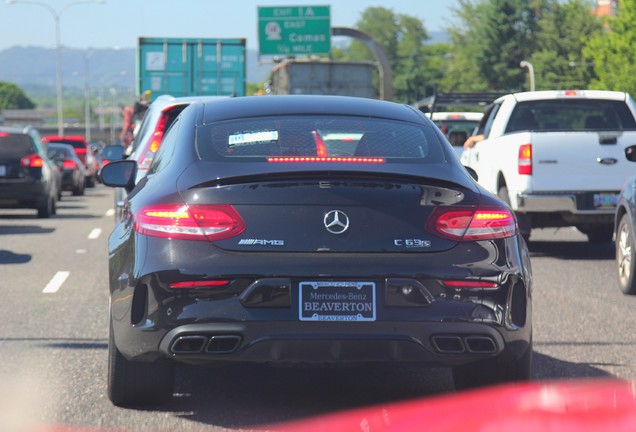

107,322,175,407
72,179,84,196
452,339,532,390
36,195,54,218
498,185,530,241
617,214,636,295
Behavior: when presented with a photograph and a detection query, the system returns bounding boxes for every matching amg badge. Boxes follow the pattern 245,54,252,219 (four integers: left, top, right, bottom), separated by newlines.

238,239,285,246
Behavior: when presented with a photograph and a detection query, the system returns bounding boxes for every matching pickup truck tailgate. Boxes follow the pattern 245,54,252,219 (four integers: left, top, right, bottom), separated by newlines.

529,131,636,192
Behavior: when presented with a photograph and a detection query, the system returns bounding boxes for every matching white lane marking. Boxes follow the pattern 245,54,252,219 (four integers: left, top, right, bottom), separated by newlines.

88,228,102,240
76,249,87,254
105,209,115,217
43,271,70,294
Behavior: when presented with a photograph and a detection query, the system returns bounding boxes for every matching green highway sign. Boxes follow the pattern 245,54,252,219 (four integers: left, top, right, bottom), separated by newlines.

258,6,331,56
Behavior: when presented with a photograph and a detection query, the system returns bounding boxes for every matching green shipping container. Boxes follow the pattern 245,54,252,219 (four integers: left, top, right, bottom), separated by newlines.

137,37,246,101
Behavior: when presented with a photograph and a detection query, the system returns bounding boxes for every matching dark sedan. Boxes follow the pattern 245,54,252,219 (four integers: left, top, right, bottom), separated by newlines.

100,95,533,407
46,142,86,196
0,125,58,217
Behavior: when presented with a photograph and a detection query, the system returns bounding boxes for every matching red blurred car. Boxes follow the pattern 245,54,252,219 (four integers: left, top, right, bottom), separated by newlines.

273,379,636,432
42,135,99,187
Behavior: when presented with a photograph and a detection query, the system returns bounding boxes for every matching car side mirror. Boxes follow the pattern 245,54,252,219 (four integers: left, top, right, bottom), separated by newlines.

464,166,478,181
100,160,137,193
626,145,636,162
102,145,126,161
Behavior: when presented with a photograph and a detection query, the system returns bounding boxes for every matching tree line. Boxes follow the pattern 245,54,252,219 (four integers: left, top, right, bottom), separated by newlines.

3,0,636,110
337,0,636,103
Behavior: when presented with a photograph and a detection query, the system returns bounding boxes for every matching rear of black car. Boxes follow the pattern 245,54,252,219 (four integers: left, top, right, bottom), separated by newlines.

0,127,57,217
104,96,532,406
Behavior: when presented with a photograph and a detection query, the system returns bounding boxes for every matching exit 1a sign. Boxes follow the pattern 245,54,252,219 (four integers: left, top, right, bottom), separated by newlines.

258,6,331,56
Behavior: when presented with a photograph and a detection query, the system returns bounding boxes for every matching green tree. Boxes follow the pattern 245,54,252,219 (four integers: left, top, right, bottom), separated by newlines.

530,0,602,90
584,0,636,94
442,0,547,92
344,7,444,102
0,81,35,110
440,0,488,91
349,7,403,68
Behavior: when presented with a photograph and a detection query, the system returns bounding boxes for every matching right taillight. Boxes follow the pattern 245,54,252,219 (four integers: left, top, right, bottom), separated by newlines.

138,112,169,171
518,144,532,175
429,207,517,241
62,159,77,169
134,204,246,241
20,154,44,168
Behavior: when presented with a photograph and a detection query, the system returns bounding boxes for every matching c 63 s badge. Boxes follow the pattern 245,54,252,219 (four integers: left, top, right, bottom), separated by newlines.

238,239,285,246
394,239,432,248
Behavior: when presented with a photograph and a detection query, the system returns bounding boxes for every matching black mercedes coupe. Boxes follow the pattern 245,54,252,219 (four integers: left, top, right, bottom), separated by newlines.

100,95,533,407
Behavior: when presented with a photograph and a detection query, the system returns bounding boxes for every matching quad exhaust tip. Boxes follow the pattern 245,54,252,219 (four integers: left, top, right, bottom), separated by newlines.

171,334,242,354
431,335,497,354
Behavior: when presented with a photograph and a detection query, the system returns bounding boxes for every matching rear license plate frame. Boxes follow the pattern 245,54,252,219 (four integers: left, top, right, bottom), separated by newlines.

299,281,376,322
593,192,620,209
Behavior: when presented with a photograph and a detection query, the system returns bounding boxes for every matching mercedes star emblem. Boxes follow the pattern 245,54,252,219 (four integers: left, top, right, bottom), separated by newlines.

324,210,350,235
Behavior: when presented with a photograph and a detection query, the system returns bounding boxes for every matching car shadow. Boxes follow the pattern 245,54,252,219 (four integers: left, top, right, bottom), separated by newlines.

147,351,615,429
0,225,55,235
527,239,614,260
0,250,32,264
52,214,102,220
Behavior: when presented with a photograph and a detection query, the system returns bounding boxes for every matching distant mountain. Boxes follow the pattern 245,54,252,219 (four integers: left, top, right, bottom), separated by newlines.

0,32,448,96
429,31,450,44
0,46,273,92
0,46,136,89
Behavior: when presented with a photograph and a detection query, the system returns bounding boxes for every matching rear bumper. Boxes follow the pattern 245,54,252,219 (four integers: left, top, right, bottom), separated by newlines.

0,181,49,207
109,234,532,367
153,320,530,367
515,191,618,215
59,171,78,190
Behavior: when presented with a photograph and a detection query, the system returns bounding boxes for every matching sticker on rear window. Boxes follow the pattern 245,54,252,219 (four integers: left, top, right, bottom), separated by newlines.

229,131,278,146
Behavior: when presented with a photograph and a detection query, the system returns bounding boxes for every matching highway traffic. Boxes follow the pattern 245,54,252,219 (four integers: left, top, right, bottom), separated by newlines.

0,184,634,430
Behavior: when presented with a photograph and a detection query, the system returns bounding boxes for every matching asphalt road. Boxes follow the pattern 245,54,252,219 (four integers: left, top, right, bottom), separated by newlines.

0,185,634,431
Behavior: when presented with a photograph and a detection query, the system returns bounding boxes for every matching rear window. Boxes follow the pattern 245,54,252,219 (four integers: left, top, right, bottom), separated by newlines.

0,133,36,158
47,145,73,159
505,99,636,133
48,138,87,149
433,120,479,147
197,116,444,162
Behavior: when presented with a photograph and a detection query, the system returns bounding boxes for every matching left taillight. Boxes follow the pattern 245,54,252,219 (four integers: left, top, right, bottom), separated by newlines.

138,111,169,171
133,204,246,241
428,206,517,241
20,154,44,168
62,159,77,169
518,144,532,175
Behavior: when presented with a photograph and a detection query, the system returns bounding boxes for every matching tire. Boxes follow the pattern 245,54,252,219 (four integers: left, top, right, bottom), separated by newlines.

72,179,85,196
616,214,636,295
72,183,82,196
498,185,531,240
585,225,614,244
86,176,96,188
107,322,175,407
36,195,54,218
452,339,532,391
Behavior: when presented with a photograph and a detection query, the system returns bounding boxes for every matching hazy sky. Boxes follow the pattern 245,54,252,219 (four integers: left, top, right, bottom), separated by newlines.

0,0,457,51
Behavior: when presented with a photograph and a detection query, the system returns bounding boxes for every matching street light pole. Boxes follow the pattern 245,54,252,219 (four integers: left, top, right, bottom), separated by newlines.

6,0,106,136
109,87,117,145
520,60,535,92
78,49,95,142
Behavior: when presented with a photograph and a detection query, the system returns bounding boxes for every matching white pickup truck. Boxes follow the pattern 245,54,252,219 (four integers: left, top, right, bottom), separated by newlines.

461,90,636,243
